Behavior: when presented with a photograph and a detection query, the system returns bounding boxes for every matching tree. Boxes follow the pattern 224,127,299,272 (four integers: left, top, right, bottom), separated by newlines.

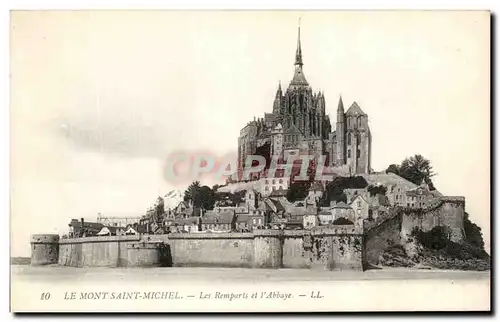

194,185,216,210
153,196,165,223
386,155,436,190
231,190,246,206
320,181,347,206
463,212,485,250
184,181,201,202
286,181,311,203
367,184,387,197
182,181,217,211
386,164,400,175
412,226,449,250
400,155,435,186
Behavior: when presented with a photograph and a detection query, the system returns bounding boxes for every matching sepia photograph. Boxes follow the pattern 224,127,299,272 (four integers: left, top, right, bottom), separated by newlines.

9,10,490,312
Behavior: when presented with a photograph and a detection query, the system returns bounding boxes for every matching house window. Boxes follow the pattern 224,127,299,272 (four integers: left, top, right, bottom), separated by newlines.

272,180,276,184
348,150,351,158
265,186,269,191
357,201,361,207
348,133,351,145
265,180,269,184
272,186,276,191
279,179,283,184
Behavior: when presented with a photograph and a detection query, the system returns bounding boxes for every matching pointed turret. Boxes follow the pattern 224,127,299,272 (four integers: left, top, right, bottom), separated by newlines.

338,95,344,110
273,81,283,114
337,96,345,121
336,95,346,165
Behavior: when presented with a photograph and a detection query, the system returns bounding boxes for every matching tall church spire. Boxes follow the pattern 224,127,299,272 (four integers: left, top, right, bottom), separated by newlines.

290,18,308,86
295,18,303,66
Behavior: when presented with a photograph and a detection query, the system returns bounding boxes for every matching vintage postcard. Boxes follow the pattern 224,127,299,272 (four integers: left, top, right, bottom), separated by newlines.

10,10,490,312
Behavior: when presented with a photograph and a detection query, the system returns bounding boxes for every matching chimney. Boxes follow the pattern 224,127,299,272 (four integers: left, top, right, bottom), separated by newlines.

80,218,85,237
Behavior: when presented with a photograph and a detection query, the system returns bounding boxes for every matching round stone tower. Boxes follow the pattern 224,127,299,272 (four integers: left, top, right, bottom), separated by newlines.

30,234,60,265
253,230,283,268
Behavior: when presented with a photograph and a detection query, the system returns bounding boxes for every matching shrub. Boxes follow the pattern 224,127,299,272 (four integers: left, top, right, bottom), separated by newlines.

367,184,387,197
412,226,449,250
463,212,485,250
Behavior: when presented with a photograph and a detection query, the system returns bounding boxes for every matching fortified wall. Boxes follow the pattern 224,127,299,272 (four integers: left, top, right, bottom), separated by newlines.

31,197,465,270
364,196,466,265
32,227,366,271
400,196,466,242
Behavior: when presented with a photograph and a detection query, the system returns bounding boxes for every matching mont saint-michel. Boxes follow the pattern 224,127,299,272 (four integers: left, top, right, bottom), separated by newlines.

24,24,488,273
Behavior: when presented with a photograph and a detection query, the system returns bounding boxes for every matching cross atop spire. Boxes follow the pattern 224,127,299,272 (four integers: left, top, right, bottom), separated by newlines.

295,18,303,66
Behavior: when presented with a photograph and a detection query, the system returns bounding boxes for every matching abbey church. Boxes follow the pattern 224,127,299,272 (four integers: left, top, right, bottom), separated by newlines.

238,26,372,178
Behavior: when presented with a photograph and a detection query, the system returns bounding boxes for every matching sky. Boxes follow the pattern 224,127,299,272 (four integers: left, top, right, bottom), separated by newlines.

10,11,490,256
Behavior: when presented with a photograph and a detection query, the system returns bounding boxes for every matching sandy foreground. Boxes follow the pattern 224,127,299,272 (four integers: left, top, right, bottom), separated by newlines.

10,265,491,312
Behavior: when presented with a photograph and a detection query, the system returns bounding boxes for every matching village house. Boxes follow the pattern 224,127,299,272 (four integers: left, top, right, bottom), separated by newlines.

344,188,368,204
264,198,287,216
174,200,191,214
96,226,125,236
404,180,439,208
124,224,138,235
149,221,166,235
235,214,251,232
68,218,104,238
365,194,391,220
326,201,355,222
248,210,266,230
284,217,304,229
269,188,287,198
214,205,249,214
235,210,267,232
245,189,260,211
317,210,334,226
303,214,319,229
259,176,290,197
349,195,371,221
139,214,154,233
305,182,323,206
169,217,201,233
201,210,236,232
